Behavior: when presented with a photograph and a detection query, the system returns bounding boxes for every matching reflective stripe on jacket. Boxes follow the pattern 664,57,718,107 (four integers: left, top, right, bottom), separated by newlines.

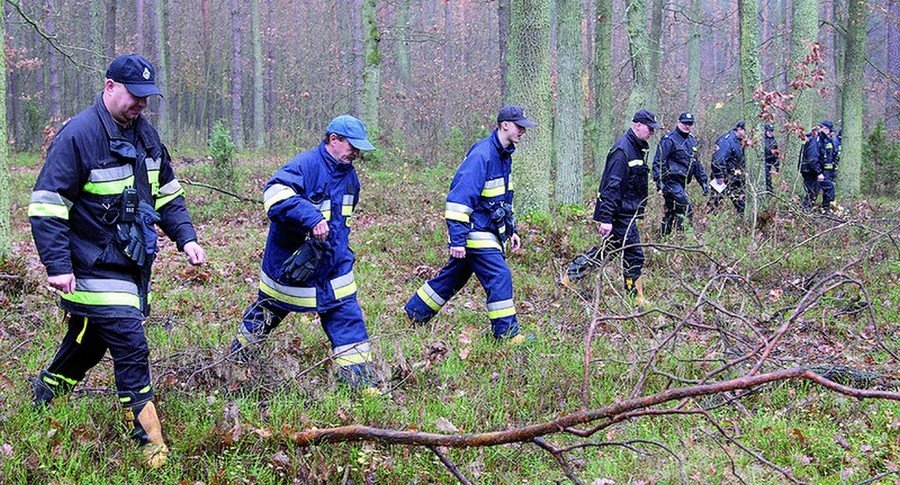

258,143,361,312
28,95,197,318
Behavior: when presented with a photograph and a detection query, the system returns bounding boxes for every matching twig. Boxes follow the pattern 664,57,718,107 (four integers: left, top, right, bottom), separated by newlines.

427,446,473,485
181,179,263,204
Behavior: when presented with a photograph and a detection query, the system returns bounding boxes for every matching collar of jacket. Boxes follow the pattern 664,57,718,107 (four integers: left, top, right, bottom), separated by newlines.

94,93,145,161
490,129,516,158
625,128,649,153
317,141,354,174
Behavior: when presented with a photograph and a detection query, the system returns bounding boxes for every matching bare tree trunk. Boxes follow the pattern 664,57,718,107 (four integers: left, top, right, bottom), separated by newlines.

103,0,117,60
230,0,244,151
509,0,553,213
136,0,144,52
839,0,866,196
154,0,169,141
46,0,61,123
739,0,765,222
785,0,818,191
361,0,381,138
686,0,701,110
555,0,585,205
647,0,663,112
887,0,899,129
0,5,10,261
91,0,104,73
200,0,211,136
592,0,613,177
498,0,510,101
250,0,264,148
264,0,275,132
625,0,652,117
351,0,363,115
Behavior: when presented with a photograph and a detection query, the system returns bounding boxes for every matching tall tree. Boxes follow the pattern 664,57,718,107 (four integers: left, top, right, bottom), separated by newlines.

46,0,61,123
592,0,613,177
554,0,584,205
154,0,169,140
839,0,866,196
508,0,553,213
625,0,653,117
103,0,116,61
351,1,363,115
498,0,510,101
361,0,381,137
136,0,144,52
739,0,766,220
786,0,819,189
646,0,663,111
250,0,264,148
230,0,243,150
0,6,10,261
686,0,701,110
90,0,103,74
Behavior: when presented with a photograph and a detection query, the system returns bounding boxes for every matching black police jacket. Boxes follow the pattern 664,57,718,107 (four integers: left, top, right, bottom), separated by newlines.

28,95,197,318
652,128,707,186
710,130,745,180
593,129,650,223
764,135,780,170
798,133,823,175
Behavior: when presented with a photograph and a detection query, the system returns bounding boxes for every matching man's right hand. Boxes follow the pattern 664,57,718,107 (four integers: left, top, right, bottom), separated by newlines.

817,174,825,182
598,223,613,238
48,273,75,294
449,246,466,259
312,219,330,241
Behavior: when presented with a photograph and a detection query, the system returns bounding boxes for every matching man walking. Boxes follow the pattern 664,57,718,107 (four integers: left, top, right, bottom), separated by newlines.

763,124,781,193
562,109,660,305
230,115,380,394
652,112,709,236
405,106,532,343
28,54,206,468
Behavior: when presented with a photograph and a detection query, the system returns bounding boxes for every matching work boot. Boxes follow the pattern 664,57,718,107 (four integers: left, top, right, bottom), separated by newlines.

125,401,170,469
505,332,537,347
30,369,76,407
633,276,650,307
561,247,601,286
338,362,382,396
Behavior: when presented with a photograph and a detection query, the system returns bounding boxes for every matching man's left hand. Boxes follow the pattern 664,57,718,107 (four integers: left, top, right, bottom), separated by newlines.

509,233,522,253
184,241,206,266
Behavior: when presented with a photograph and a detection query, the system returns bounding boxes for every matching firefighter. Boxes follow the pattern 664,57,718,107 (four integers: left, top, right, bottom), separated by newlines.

28,54,206,468
230,115,381,394
404,105,532,343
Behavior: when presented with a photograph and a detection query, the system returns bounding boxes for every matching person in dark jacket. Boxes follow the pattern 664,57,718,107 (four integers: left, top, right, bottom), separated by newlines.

405,105,531,344
709,121,747,214
27,54,206,468
799,126,825,211
562,109,660,305
763,124,781,193
652,112,709,236
819,120,838,212
229,115,380,393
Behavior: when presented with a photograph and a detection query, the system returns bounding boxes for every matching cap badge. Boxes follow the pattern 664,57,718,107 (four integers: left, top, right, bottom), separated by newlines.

142,68,151,80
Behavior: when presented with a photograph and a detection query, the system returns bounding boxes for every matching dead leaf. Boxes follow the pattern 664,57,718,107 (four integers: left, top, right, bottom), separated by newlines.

458,347,471,360
434,417,459,434
834,434,851,451
271,450,290,469
0,443,12,459
254,428,273,439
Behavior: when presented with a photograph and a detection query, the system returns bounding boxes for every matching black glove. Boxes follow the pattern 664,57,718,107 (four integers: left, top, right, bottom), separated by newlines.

118,223,146,267
281,238,329,284
702,184,710,197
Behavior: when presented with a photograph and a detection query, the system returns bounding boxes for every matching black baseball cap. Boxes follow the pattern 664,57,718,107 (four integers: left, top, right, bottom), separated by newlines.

820,120,834,131
105,54,162,98
735,120,746,129
678,112,695,124
497,105,536,128
632,109,661,129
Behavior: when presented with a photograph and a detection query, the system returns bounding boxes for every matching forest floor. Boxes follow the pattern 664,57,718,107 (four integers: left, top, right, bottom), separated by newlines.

0,150,898,484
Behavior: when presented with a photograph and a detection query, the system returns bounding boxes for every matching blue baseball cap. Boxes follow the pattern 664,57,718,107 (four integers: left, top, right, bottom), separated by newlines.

632,109,662,129
497,105,536,128
326,115,375,151
105,54,162,98
678,112,695,124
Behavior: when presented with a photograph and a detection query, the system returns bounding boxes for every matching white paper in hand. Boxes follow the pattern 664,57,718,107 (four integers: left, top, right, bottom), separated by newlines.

710,179,727,193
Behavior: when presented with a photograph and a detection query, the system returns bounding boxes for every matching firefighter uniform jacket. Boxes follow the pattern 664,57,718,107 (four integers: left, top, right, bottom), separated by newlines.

28,95,197,319
821,133,837,171
710,130,745,180
258,142,360,312
443,129,516,251
593,128,651,223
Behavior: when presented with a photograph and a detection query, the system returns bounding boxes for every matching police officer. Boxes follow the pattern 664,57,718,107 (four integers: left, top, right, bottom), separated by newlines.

819,120,838,212
799,125,825,211
230,115,380,393
763,124,781,193
562,109,660,304
28,54,206,468
405,105,531,343
651,112,709,236
710,121,747,214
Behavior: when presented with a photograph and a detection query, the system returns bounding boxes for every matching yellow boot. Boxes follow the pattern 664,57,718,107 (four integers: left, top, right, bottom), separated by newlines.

634,276,650,307
125,401,169,469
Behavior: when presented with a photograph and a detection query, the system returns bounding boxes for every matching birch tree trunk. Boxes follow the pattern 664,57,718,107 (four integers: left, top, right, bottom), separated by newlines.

508,0,553,213
839,0,866,196
554,0,584,205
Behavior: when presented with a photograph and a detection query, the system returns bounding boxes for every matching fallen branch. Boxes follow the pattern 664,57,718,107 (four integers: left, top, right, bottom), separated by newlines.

181,179,263,205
